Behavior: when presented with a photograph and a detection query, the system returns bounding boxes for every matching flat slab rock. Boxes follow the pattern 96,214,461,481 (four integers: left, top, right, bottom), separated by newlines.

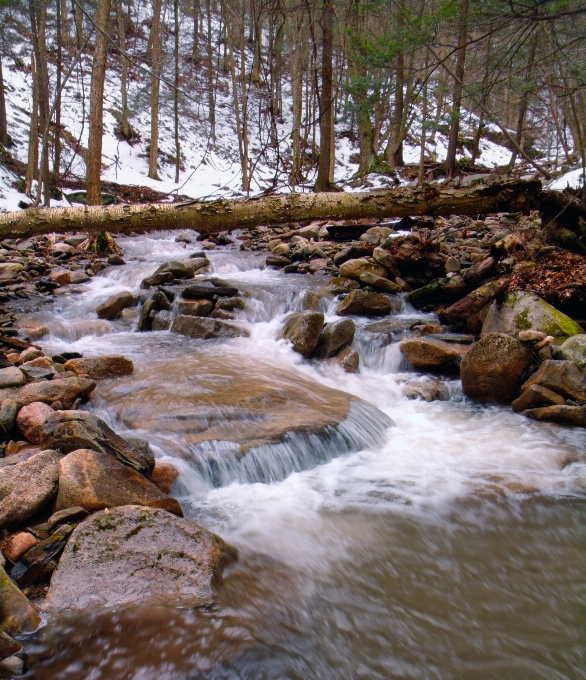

43,505,237,612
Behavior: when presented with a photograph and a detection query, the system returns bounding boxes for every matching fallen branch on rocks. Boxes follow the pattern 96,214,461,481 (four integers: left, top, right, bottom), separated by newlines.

0,178,542,240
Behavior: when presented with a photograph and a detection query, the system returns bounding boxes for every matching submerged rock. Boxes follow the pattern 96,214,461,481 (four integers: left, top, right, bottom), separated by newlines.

43,505,236,612
313,318,355,359
55,449,183,516
279,311,324,357
96,291,136,320
481,290,583,340
460,333,533,404
0,450,62,530
333,346,360,373
171,315,249,340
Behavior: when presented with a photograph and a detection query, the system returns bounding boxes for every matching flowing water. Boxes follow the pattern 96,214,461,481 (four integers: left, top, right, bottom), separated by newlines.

19,232,586,680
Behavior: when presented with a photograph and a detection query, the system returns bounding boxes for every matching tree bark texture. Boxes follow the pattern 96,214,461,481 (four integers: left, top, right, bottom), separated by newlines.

148,0,163,180
314,0,334,192
0,179,541,240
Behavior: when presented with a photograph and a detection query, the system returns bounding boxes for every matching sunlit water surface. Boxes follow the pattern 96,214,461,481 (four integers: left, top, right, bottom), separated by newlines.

19,232,586,679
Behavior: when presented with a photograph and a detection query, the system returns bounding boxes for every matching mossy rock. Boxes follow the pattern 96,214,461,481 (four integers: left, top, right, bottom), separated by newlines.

481,290,583,340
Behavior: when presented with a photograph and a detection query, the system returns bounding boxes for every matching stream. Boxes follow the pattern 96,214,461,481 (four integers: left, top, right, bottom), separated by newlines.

18,232,586,680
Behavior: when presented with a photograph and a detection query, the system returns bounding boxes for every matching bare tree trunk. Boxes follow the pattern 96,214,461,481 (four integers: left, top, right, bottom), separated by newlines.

115,0,132,140
173,0,180,183
0,56,11,147
314,0,334,192
206,0,215,138
0,179,542,239
418,48,430,186
445,0,469,178
86,0,111,205
508,36,538,171
289,9,305,186
26,52,39,197
192,0,199,60
54,0,63,175
148,0,163,180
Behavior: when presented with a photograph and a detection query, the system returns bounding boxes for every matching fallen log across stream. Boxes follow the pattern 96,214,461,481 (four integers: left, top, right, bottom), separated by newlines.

0,178,543,240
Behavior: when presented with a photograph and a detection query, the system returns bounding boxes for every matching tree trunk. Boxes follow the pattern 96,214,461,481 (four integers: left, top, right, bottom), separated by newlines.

25,52,39,197
148,0,162,180
86,0,111,205
0,179,542,240
192,0,199,60
507,36,538,171
173,0,180,183
314,0,334,192
445,0,469,178
115,0,132,141
438,276,511,326
0,56,12,147
54,0,63,176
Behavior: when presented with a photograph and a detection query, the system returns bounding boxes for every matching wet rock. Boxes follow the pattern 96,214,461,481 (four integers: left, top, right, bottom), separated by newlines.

400,338,467,371
266,255,291,267
151,310,172,331
10,523,74,587
16,401,54,444
0,264,23,282
460,333,533,404
183,257,210,275
523,405,586,427
359,272,402,293
334,346,359,373
339,258,386,281
177,299,214,317
359,226,392,245
52,242,75,255
372,247,401,277
518,329,547,342
55,450,183,516
279,311,324,357
0,630,21,661
19,348,43,363
153,261,193,279
63,355,134,379
559,334,586,371
402,379,450,402
333,245,373,266
151,290,172,311
271,243,290,257
0,450,62,530
0,400,17,439
20,365,54,381
40,411,153,475
2,532,38,563
313,318,355,359
107,254,126,265
408,280,442,309
329,277,361,295
46,506,89,531
520,360,586,402
214,297,246,312
182,283,239,299
0,565,41,634
140,272,174,289
336,290,392,317
43,505,237,612
0,369,24,389
150,462,180,494
96,291,136,320
481,290,583,340
171,315,249,340
511,384,565,413
0,377,96,409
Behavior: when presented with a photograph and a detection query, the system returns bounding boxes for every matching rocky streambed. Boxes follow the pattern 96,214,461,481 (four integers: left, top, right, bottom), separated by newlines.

0,219,584,679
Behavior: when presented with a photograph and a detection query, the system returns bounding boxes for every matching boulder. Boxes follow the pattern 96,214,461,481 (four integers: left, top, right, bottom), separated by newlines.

511,384,566,413
266,255,291,267
137,299,157,331
19,348,43,362
40,410,154,475
63,355,134,379
559,334,586,371
518,329,547,342
359,226,392,245
359,272,402,293
151,462,180,494
336,290,392,317
279,311,324,357
171,315,249,340
523,405,586,427
151,310,173,331
140,272,174,289
214,297,246,311
333,245,374,266
334,347,359,373
10,523,74,587
329,277,361,295
47,506,89,531
95,292,136,320
16,401,54,444
481,291,583,340
0,368,24,389
372,247,401,277
182,257,210,275
182,283,239,299
408,280,443,308
402,379,450,402
0,377,96,409
0,566,41,634
520,360,586,402
0,400,17,439
0,450,62,530
43,505,237,612
0,263,23,281
2,532,38,563
55,450,183,516
151,290,172,311
177,299,214,317
400,338,468,371
460,333,533,404
153,260,193,279
339,258,386,281
313,319,355,359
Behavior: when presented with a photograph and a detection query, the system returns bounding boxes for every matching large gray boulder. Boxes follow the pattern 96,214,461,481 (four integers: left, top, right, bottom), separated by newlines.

559,334,586,371
0,450,62,530
460,333,533,403
481,290,583,340
313,318,355,359
55,449,183,516
279,311,324,357
43,505,237,612
40,410,154,475
171,315,249,340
